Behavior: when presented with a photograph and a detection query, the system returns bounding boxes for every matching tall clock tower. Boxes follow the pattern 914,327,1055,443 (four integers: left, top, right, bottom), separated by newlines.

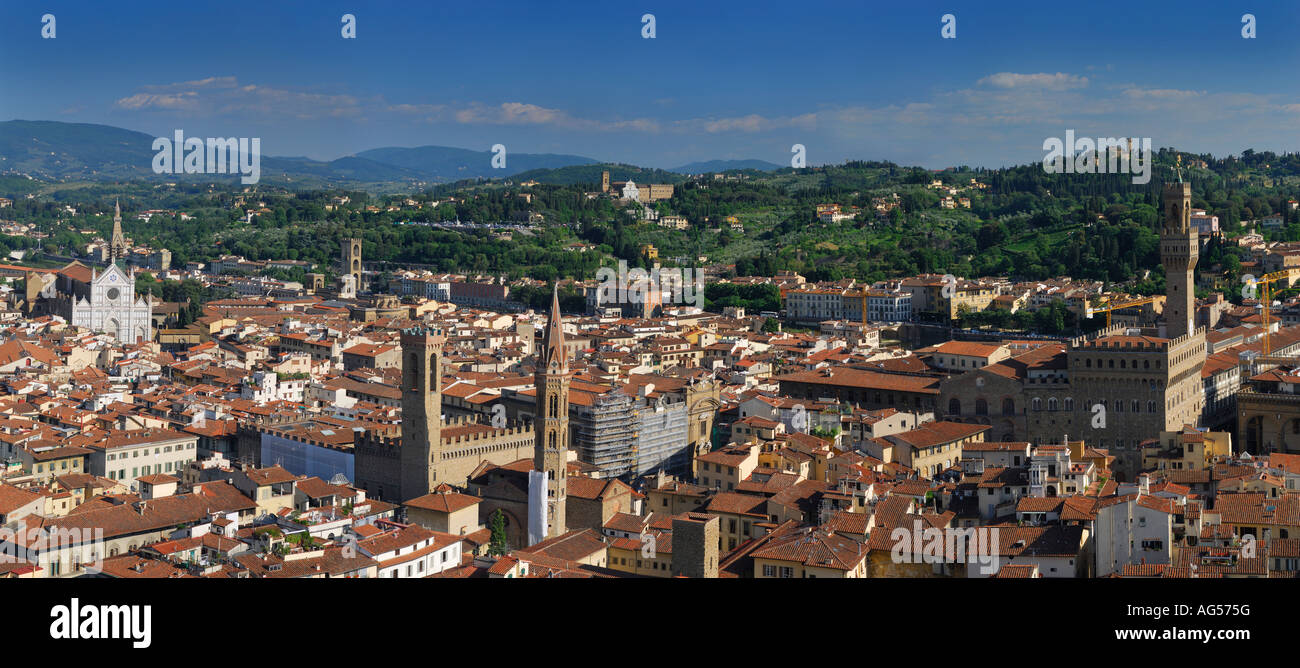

1161,180,1197,339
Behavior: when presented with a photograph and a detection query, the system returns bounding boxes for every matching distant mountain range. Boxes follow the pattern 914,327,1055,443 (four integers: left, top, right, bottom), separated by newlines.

667,159,784,174
0,120,784,188
355,145,594,180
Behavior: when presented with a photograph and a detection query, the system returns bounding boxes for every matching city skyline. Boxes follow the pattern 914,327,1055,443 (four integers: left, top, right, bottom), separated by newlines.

0,2,1294,647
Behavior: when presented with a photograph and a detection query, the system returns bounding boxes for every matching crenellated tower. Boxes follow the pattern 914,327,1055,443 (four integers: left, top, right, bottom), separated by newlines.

1161,179,1196,339
399,326,445,501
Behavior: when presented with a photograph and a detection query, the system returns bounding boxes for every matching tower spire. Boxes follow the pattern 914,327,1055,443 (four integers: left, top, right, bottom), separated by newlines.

542,283,566,371
109,198,127,266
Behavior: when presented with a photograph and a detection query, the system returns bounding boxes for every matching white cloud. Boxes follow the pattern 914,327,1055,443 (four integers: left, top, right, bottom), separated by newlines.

114,76,363,119
114,91,201,111
108,72,1300,164
978,72,1089,90
1122,88,1204,99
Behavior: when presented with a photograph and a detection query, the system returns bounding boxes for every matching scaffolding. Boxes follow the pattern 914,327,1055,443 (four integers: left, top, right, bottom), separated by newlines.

572,391,637,477
633,398,690,477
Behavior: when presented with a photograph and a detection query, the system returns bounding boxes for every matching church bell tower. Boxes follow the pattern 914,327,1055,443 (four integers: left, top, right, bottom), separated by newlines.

109,199,128,266
534,286,571,539
400,326,444,501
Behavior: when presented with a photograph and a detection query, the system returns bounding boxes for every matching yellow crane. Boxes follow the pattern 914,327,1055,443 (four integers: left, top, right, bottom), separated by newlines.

1250,270,1292,355
1084,296,1159,327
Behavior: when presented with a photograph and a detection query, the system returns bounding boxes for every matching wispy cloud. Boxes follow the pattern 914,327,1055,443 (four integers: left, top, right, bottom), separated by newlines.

977,72,1089,90
114,76,364,119
108,72,1300,165
452,102,660,132
672,113,817,134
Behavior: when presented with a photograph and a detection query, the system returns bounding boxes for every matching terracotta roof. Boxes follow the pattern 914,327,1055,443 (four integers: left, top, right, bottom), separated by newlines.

405,487,481,514
516,527,607,563
750,528,866,571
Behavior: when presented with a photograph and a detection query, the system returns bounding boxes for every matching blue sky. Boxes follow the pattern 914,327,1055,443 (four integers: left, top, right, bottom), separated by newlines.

2,0,1298,168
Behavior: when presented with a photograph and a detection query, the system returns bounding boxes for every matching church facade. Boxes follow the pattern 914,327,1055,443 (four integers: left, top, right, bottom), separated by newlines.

27,202,153,343
57,261,154,343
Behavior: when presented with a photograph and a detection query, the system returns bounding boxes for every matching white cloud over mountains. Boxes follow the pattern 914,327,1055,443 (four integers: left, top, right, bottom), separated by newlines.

110,71,1300,165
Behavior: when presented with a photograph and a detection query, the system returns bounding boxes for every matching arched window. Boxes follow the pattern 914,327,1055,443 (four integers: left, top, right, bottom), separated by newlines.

1086,359,1092,368
975,399,988,416
1031,398,1042,411
1002,398,1015,416
405,353,419,387
948,398,961,416
1064,398,1074,411
1048,398,1058,411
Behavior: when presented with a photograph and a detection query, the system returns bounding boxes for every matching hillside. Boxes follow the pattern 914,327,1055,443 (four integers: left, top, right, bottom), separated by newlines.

668,159,784,174
0,120,159,180
355,145,597,180
0,120,598,187
509,163,689,187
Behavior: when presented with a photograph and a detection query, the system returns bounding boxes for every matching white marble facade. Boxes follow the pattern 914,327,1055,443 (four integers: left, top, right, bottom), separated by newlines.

68,263,152,343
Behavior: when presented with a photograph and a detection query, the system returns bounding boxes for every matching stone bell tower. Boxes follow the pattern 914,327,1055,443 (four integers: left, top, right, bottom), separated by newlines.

533,287,571,539
399,326,444,501
1161,180,1196,339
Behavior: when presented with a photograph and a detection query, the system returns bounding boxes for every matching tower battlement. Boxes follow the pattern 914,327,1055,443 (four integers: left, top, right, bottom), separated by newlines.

400,326,445,345
1161,181,1193,234
1167,327,1206,349
356,422,534,451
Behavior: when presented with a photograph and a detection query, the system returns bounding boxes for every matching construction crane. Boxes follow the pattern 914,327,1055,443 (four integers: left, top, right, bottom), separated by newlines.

1249,270,1292,355
1084,296,1159,327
